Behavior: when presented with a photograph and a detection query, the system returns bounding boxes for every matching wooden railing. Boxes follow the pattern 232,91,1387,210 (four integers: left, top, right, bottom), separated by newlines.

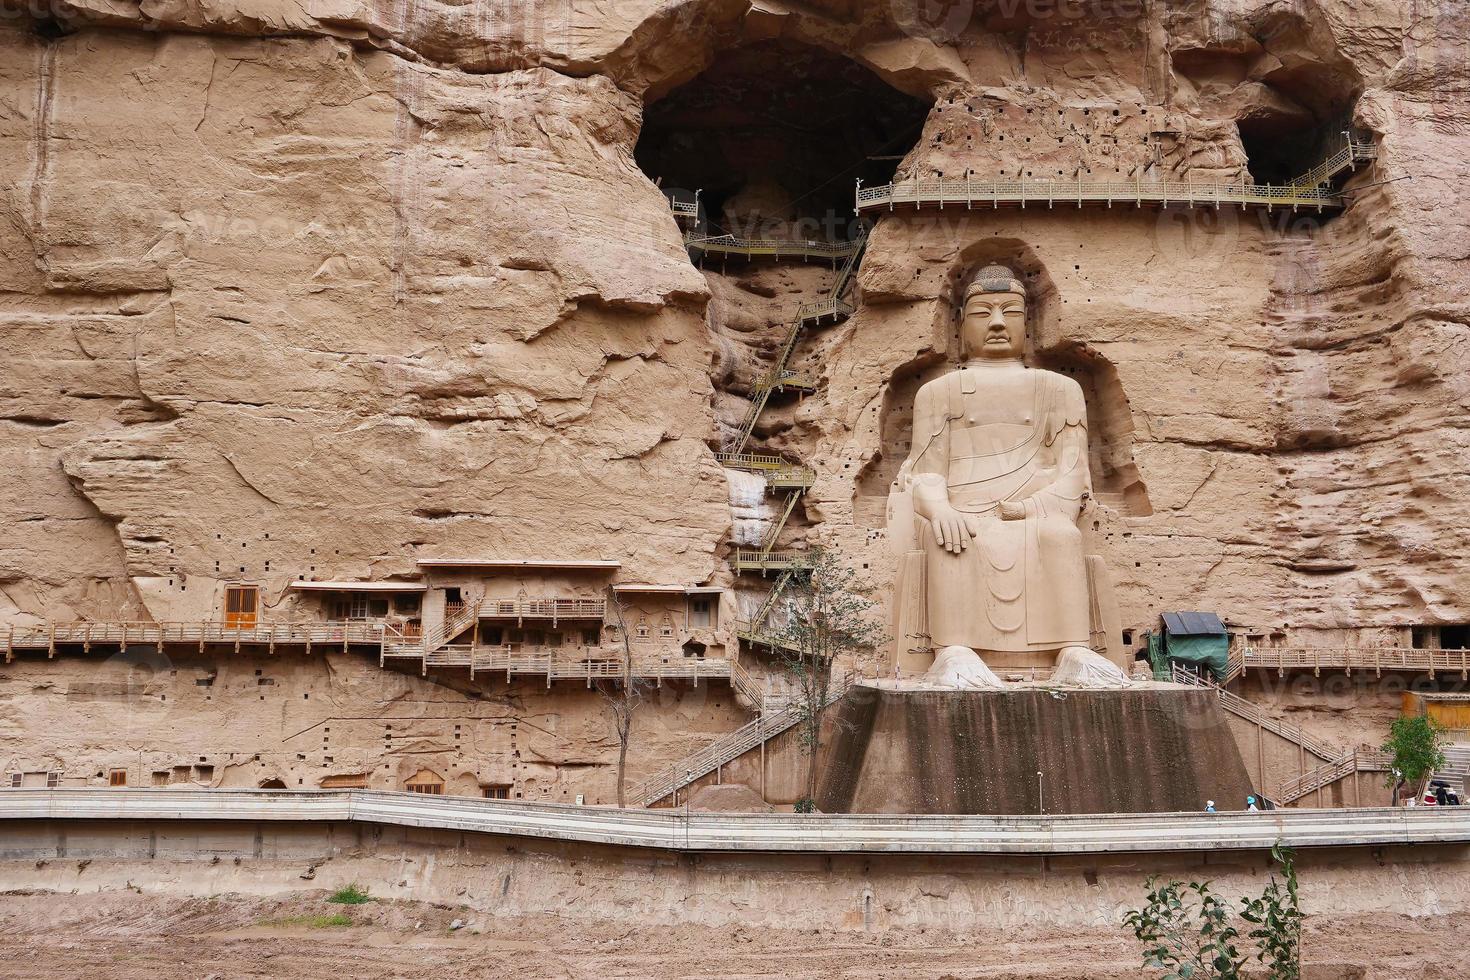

733,619,800,654
633,671,858,805
795,295,854,324
684,232,859,260
857,137,1376,215
1171,665,1339,761
858,175,1345,212
411,641,735,683
755,369,815,393
731,550,813,573
478,597,606,621
1278,748,1393,805
1237,646,1470,677
381,598,481,660
715,454,815,486
4,619,385,659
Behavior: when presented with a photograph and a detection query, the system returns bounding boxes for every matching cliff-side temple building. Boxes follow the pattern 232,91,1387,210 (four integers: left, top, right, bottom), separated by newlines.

2,0,1469,967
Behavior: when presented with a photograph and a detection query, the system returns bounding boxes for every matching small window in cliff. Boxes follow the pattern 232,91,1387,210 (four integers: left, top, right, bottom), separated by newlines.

636,40,931,238
482,784,510,800
108,769,127,787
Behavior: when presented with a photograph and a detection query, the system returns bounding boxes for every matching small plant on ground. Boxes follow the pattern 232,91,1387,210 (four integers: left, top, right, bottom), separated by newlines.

258,913,355,928
1125,878,1244,979
1125,844,1302,980
1240,844,1303,980
326,883,371,905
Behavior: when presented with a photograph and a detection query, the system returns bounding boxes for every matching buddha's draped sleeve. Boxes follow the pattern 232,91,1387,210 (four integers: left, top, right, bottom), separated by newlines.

1021,374,1091,522
903,376,950,488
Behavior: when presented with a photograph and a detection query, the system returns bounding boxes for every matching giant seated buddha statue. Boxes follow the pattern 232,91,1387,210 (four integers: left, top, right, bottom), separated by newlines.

886,264,1128,689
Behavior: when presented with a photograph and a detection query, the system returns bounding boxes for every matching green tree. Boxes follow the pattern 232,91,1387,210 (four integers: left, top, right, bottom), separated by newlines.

1382,714,1447,806
762,546,885,811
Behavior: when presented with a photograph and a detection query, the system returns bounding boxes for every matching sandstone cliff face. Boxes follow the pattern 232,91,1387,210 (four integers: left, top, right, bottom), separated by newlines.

1,1,1467,796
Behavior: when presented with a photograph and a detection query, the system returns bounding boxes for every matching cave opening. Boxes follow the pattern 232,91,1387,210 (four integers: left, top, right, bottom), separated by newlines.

635,40,931,242
1233,66,1363,186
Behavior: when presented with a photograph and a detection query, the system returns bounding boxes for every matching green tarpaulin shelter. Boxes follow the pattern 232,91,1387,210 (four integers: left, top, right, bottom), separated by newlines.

1161,611,1230,681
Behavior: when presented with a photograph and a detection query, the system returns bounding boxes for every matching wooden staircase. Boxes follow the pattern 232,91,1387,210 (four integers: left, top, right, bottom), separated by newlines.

633,671,857,806
380,599,482,667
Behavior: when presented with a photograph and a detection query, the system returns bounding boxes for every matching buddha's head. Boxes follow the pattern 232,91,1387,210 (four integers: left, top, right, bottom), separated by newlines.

960,264,1027,361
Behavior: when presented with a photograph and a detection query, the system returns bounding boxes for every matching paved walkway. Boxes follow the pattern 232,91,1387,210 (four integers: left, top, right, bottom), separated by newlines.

4,789,1467,855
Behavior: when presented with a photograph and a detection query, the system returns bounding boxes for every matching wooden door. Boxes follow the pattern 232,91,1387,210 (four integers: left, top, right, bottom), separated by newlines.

224,585,259,628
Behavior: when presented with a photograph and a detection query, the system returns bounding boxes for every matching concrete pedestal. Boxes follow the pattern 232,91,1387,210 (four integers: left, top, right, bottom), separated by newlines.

815,683,1253,814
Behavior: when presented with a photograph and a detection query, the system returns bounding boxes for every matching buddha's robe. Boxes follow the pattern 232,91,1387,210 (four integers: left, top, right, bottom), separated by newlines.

903,365,1092,652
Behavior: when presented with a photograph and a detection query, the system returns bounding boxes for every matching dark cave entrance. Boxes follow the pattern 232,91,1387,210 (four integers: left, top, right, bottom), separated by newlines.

1231,63,1363,186
635,40,931,241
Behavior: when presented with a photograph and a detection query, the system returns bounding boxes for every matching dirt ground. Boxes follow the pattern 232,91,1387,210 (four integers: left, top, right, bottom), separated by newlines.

0,889,1462,979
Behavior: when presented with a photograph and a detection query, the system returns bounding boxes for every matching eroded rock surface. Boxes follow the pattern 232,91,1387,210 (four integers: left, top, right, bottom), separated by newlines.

1,0,1467,799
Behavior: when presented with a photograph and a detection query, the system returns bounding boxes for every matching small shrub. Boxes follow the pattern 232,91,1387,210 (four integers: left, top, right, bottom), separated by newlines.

326,884,371,905
1124,878,1244,979
1125,844,1302,980
1240,845,1303,980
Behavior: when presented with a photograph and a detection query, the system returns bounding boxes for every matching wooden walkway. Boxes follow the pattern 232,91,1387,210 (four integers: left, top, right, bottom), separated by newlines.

856,139,1377,214
2,615,740,690
685,232,859,261
1235,646,1470,679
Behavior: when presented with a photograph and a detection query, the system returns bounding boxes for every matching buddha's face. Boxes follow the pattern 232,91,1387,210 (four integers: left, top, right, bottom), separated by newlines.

961,288,1026,360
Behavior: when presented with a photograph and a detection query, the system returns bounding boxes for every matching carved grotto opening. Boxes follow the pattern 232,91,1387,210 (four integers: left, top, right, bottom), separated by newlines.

634,39,931,239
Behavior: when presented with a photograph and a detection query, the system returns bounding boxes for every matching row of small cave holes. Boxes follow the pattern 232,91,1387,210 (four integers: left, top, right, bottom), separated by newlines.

153,533,344,583
173,670,528,774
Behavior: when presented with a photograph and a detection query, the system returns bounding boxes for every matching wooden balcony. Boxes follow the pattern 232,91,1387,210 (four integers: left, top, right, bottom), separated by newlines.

1238,645,1470,678
3,619,385,659
731,550,812,574
413,642,733,685
477,598,607,623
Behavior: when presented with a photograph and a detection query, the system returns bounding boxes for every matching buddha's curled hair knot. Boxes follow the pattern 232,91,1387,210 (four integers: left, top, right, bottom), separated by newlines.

970,264,1026,297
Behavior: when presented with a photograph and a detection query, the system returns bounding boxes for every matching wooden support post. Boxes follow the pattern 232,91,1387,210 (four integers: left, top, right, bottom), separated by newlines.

760,733,767,802
269,624,276,656
199,623,206,654
1256,720,1265,794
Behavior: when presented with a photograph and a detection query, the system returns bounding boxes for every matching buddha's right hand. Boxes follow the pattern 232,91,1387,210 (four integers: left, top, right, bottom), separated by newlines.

929,505,981,553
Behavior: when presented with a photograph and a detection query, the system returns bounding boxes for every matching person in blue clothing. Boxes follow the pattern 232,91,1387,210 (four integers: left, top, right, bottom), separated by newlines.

1205,800,1216,812
1246,795,1259,811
